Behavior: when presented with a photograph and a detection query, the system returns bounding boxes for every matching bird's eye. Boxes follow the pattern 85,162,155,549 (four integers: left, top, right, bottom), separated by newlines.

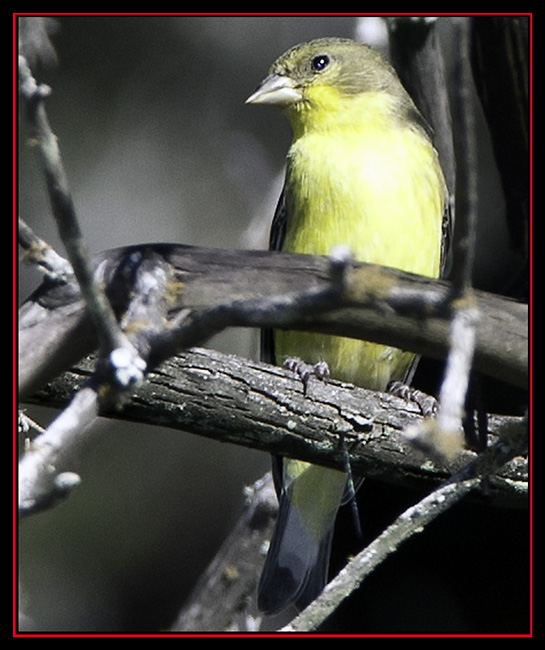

311,54,330,72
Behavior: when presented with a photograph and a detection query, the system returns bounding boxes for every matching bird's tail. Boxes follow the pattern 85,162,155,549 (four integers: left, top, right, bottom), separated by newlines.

257,461,346,614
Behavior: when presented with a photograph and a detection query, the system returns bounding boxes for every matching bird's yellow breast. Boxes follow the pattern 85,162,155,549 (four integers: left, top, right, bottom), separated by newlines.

277,112,446,390
284,123,444,275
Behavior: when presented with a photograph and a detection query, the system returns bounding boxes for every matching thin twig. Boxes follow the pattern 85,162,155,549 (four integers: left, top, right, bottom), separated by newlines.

18,54,145,391
18,385,99,515
18,217,73,283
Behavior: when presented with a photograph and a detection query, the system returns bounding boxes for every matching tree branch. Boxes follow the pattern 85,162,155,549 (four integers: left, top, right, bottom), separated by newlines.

19,244,528,401
18,216,73,283
26,347,528,509
19,54,147,399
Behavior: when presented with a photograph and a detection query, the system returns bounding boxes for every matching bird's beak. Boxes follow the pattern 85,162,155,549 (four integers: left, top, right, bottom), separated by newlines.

246,73,302,107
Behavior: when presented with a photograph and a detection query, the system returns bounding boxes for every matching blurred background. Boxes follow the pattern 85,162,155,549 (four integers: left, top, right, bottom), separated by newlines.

17,15,529,633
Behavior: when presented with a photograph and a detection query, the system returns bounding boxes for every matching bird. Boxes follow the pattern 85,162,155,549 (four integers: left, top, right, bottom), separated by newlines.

246,37,448,615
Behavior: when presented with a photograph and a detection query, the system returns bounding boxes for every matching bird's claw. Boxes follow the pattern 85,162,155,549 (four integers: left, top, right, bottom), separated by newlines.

388,380,438,418
283,357,330,394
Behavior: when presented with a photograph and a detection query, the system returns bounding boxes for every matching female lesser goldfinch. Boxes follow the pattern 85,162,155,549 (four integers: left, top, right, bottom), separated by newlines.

247,37,448,615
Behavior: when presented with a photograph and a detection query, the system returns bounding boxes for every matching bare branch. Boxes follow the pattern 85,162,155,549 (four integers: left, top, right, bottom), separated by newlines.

19,385,97,515
26,348,528,511
19,244,528,400
18,217,73,283
18,54,146,394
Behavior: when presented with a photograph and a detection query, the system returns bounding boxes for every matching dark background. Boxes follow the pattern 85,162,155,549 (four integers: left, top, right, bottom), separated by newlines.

17,15,529,633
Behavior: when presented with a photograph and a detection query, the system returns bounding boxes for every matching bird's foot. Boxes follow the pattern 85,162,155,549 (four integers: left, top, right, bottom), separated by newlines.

388,381,437,418
283,357,330,395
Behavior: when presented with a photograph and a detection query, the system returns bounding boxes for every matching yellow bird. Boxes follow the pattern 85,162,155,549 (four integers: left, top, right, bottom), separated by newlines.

247,37,448,614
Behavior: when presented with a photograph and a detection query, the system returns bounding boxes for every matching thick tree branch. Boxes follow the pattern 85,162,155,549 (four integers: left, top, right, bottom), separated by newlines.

19,244,528,401
26,348,528,509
